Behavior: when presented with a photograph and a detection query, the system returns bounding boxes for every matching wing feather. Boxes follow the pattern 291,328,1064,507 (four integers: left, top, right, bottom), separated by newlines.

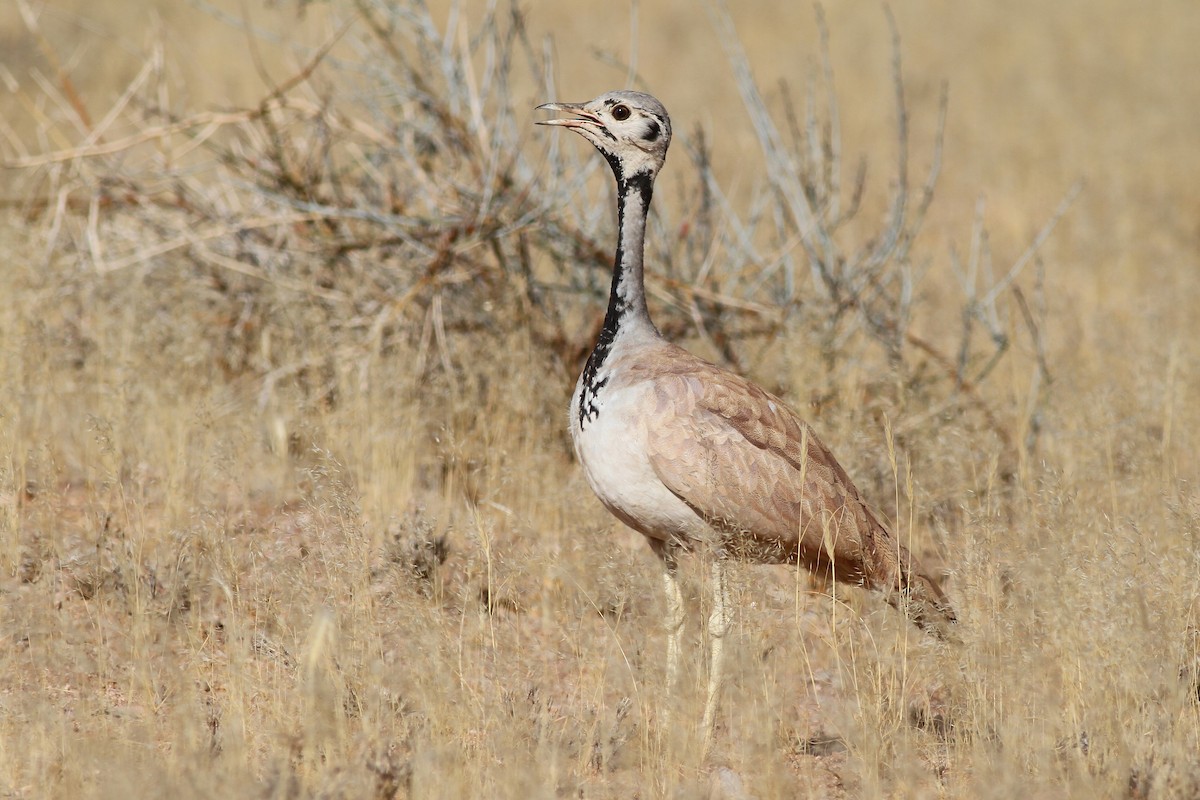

636,345,954,629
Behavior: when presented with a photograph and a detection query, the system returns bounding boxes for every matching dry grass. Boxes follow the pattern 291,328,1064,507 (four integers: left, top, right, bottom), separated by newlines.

2,0,1199,797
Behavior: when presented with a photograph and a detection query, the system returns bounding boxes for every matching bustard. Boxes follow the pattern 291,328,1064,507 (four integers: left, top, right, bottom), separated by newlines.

537,90,955,750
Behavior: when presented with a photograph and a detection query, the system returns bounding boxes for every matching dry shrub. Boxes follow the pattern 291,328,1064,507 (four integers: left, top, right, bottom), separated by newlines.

10,2,1190,799
3,0,1065,460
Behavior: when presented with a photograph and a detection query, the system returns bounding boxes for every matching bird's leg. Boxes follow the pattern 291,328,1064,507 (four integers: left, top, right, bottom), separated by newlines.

701,557,729,757
651,540,685,691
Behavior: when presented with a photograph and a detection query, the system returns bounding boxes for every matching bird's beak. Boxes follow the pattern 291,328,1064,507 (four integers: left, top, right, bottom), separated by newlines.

535,101,601,129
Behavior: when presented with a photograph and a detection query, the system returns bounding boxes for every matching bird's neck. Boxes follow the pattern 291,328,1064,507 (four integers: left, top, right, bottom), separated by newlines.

575,168,658,426
598,170,657,347
581,170,658,384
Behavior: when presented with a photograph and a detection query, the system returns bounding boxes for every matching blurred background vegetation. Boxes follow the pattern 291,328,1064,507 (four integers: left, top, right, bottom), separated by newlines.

0,1,1198,797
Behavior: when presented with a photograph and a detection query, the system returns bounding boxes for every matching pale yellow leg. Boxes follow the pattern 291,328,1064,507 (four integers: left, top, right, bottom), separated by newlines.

662,562,685,690
651,542,686,690
701,558,730,757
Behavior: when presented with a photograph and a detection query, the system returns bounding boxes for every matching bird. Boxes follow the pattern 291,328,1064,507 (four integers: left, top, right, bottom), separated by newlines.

536,90,955,753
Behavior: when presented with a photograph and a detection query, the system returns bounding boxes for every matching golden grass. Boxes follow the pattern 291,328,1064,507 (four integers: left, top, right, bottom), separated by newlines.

1,0,1199,797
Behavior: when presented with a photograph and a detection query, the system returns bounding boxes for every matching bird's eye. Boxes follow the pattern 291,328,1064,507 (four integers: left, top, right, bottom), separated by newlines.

612,105,631,121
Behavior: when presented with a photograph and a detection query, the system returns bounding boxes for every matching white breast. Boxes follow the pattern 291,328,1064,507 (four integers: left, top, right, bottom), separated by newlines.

569,369,704,544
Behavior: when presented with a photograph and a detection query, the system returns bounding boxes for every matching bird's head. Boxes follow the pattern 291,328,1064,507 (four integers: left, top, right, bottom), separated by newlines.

537,90,672,181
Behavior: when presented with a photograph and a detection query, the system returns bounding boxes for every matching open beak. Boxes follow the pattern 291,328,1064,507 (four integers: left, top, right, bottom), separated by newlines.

535,101,602,130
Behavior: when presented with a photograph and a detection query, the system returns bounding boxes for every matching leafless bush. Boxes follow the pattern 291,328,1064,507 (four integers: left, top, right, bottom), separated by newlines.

700,2,1079,469
3,0,1074,474
5,1,616,402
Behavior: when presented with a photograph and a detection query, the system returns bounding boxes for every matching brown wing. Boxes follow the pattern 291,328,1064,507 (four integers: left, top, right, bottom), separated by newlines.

638,345,954,629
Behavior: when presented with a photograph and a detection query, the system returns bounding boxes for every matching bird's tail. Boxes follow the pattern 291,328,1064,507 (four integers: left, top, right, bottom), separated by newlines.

866,520,958,640
890,567,958,641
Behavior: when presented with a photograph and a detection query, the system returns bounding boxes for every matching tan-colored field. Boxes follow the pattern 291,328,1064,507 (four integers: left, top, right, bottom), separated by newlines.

2,1,1198,797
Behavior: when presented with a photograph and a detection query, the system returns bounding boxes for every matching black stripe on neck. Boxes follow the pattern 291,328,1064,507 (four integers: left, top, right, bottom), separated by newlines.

601,150,624,183
577,168,654,427
607,170,653,323
601,169,653,340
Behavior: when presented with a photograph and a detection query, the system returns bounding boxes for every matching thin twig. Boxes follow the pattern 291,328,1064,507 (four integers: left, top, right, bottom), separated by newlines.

17,0,92,131
981,181,1083,308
